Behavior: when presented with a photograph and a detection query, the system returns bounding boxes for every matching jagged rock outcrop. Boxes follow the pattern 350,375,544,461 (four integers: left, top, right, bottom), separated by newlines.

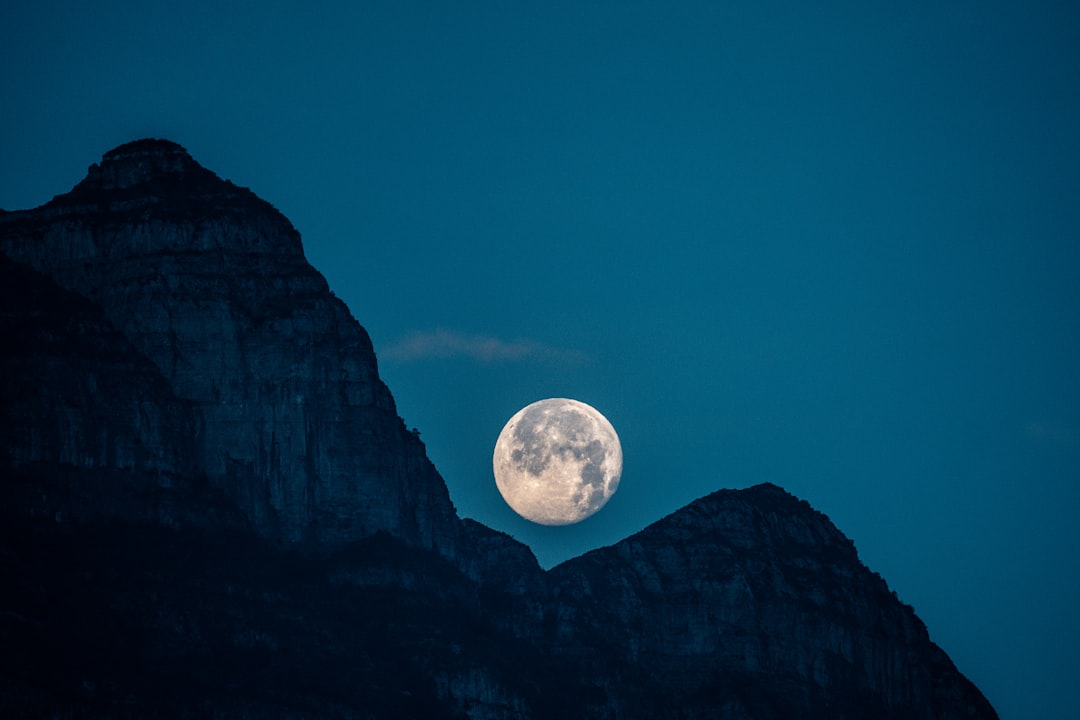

0,140,997,719
1,139,458,550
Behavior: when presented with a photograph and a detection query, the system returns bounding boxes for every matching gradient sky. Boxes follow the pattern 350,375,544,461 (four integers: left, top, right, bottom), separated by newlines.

3,2,1078,717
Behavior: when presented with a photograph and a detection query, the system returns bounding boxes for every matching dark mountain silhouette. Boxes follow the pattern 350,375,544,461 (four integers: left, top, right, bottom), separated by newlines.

0,140,997,719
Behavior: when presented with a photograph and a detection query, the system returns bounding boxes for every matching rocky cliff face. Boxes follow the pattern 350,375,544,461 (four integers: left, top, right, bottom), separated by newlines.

0,141,997,719
0,254,194,479
1,139,457,550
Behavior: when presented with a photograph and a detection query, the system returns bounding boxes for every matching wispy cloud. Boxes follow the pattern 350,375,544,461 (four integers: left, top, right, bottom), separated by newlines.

1024,421,1080,445
381,329,588,365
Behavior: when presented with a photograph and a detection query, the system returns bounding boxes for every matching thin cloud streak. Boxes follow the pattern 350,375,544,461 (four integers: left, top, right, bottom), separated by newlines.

1024,421,1080,445
381,329,589,365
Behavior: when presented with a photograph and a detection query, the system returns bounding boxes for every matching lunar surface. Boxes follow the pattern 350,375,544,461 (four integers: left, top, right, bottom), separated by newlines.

493,398,622,525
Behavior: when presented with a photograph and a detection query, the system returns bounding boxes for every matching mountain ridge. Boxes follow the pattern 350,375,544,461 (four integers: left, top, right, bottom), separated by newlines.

1,138,460,552
0,139,997,719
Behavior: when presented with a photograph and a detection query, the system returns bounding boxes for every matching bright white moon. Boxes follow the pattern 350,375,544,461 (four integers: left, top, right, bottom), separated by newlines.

493,398,622,525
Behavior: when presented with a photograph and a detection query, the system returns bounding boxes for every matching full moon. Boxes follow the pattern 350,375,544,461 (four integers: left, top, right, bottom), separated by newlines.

493,398,622,525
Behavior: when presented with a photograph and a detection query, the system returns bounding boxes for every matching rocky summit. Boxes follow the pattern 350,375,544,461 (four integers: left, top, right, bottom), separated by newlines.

0,140,997,719
0,138,458,551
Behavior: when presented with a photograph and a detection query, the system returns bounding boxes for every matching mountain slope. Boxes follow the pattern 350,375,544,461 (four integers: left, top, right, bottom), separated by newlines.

1,139,457,550
546,483,996,718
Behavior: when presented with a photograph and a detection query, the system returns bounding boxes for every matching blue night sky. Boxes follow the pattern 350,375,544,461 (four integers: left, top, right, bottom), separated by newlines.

2,2,1078,717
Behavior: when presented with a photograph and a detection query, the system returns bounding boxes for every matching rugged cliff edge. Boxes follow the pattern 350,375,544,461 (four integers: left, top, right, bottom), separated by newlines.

0,140,997,719
1,139,458,551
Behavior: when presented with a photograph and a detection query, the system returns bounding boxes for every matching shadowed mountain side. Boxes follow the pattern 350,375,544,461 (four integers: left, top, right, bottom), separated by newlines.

0,140,997,719
546,484,997,718
0,254,194,479
0,514,592,720
0,254,246,531
1,139,458,550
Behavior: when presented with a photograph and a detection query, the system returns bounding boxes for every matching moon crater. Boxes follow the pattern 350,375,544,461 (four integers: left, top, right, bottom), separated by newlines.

493,398,622,525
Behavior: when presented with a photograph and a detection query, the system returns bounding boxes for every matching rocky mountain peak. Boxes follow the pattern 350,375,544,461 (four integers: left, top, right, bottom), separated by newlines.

85,138,198,190
544,482,996,718
61,138,228,203
0,140,459,551
23,139,300,255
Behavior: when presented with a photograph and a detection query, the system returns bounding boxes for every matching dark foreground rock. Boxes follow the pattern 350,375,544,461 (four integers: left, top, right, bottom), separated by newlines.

0,141,997,719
